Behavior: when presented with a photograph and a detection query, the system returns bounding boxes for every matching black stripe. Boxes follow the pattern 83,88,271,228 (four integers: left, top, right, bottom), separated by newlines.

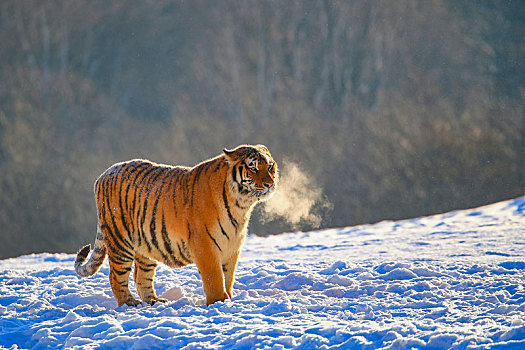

222,182,239,230
190,164,207,206
218,219,230,240
110,164,125,204
139,168,165,251
124,162,149,234
121,162,144,204
204,159,216,174
118,166,135,245
101,173,134,256
171,169,186,214
136,260,157,269
233,164,246,193
177,242,191,263
102,217,134,256
110,163,126,181
138,266,155,273
102,167,132,255
106,236,134,261
237,164,252,194
100,174,111,218
187,222,192,239
107,170,130,249
160,213,178,266
140,167,165,221
149,169,171,251
152,168,172,220
131,164,155,212
171,172,178,213
95,174,105,206
205,225,222,252
113,266,132,276
142,199,183,267
181,241,192,262
107,177,134,252
128,164,153,248
107,252,133,264
215,157,224,172
232,165,238,184
182,176,190,205
235,200,249,210
125,181,135,235
133,166,158,226
123,163,146,235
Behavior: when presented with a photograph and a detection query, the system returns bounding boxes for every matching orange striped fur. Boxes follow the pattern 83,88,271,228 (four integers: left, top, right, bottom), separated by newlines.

75,145,278,306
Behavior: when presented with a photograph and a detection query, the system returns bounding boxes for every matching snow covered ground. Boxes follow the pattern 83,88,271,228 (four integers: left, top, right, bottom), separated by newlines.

1,197,525,349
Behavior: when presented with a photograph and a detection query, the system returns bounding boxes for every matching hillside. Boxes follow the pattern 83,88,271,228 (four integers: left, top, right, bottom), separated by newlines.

1,1,524,258
1,197,525,349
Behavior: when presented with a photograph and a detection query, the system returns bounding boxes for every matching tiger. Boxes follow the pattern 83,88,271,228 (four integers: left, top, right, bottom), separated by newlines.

75,144,278,307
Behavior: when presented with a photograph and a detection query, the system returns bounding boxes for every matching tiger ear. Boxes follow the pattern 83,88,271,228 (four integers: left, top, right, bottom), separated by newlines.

256,144,270,154
223,148,238,161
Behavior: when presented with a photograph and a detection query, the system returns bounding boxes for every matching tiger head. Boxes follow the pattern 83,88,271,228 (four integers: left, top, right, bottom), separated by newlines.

223,144,278,201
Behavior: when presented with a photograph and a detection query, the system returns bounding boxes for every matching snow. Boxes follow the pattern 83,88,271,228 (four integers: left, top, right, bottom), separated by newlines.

1,197,525,349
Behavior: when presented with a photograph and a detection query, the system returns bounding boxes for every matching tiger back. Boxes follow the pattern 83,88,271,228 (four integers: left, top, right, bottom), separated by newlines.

75,144,278,306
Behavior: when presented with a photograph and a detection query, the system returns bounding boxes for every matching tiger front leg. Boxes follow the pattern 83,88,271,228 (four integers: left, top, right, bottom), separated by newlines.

194,247,229,306
223,250,240,299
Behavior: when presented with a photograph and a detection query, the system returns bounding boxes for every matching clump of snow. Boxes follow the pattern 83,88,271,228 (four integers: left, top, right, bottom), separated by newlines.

1,197,525,349
160,286,184,301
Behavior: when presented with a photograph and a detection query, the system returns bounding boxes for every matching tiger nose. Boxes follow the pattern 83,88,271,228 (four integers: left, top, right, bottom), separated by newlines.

264,182,274,189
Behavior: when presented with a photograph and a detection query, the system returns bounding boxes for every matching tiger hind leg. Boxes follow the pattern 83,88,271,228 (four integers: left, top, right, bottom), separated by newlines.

134,254,167,305
108,254,140,307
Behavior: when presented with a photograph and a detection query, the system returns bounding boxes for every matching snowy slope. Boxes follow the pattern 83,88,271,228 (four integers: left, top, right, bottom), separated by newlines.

1,197,525,349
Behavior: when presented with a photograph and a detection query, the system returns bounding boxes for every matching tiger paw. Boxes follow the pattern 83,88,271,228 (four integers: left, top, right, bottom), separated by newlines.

122,298,141,307
146,297,168,305
206,292,230,306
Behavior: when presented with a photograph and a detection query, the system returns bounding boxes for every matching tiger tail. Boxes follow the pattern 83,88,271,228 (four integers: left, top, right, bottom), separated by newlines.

75,224,107,277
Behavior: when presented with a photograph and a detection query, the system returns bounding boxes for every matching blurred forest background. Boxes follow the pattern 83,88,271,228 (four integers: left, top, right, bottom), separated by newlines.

0,0,524,259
